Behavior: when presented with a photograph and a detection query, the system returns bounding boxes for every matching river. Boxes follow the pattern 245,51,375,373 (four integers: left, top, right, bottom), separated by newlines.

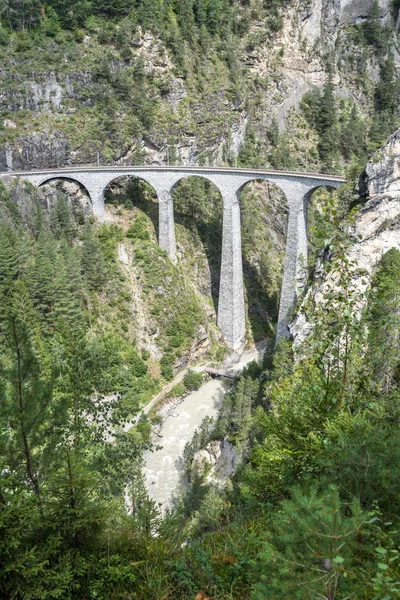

143,344,265,510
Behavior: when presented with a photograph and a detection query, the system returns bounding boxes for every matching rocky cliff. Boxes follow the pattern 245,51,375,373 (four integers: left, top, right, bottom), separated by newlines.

0,0,397,171
292,127,400,346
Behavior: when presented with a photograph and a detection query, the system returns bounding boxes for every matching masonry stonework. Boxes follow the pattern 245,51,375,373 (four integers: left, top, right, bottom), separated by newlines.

8,167,344,349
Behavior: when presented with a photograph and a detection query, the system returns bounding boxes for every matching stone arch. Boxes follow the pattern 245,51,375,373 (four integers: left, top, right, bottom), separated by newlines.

36,176,94,222
171,174,225,313
37,176,93,205
236,176,287,199
101,173,160,205
103,174,161,238
237,178,290,341
306,183,341,276
170,173,225,197
305,181,340,203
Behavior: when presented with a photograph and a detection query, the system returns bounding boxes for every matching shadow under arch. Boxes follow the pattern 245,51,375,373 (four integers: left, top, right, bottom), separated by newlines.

37,176,94,226
171,175,224,313
103,175,160,239
38,176,92,204
237,178,289,342
306,184,340,277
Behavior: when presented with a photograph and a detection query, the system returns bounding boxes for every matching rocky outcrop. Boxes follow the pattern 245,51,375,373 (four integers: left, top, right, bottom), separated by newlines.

247,0,396,130
292,128,400,346
192,439,239,486
1,0,394,171
0,176,92,228
340,0,391,25
2,130,71,171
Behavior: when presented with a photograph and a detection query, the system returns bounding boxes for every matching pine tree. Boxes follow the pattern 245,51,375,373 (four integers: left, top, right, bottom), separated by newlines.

64,245,85,330
317,72,339,172
52,253,77,330
0,280,53,500
29,230,57,324
136,0,160,30
194,0,206,27
341,104,367,162
50,195,74,241
253,485,368,600
94,0,135,18
0,225,18,296
365,248,400,394
363,0,385,50
177,0,196,40
80,222,105,291
207,0,221,34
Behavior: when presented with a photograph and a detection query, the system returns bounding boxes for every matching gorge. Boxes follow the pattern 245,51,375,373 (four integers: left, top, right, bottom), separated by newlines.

1,1,400,599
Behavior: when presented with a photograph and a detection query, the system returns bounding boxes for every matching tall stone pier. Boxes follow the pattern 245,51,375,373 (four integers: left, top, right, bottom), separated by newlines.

217,191,246,350
9,166,344,349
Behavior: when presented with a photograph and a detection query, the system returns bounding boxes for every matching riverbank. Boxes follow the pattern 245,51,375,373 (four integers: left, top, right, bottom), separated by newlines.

143,343,266,510
124,341,267,432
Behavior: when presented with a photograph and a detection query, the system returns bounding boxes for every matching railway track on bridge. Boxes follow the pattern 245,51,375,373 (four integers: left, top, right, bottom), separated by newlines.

6,164,346,183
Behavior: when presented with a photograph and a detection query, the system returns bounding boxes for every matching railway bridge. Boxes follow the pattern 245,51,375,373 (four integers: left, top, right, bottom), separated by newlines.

6,166,345,349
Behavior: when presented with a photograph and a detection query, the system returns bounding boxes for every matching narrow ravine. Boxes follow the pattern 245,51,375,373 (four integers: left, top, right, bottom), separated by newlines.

143,345,265,510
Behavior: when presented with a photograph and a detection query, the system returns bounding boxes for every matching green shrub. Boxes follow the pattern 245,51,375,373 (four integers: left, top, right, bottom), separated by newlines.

135,413,152,443
160,355,174,381
166,382,186,399
141,348,150,361
183,370,203,391
127,214,150,241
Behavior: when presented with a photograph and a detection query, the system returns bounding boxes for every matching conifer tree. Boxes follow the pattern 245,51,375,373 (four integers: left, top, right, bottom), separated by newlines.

341,104,367,162
363,0,384,50
52,253,75,330
0,280,53,500
80,222,105,291
50,195,74,241
0,225,18,299
365,248,400,394
194,0,206,27
317,72,339,171
29,230,57,324
177,0,196,40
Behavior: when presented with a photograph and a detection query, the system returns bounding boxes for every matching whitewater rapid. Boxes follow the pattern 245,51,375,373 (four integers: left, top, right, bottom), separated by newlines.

143,345,265,510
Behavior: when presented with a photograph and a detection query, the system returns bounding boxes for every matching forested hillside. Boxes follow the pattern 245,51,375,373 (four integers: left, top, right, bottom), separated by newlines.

3,148,400,597
1,0,400,599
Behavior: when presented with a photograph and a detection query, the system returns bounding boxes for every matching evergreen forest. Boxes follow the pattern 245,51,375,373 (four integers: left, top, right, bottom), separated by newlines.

1,1,400,599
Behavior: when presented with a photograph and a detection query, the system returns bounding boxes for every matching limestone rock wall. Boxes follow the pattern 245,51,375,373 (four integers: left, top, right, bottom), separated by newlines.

292,128,400,346
192,439,240,487
0,0,397,171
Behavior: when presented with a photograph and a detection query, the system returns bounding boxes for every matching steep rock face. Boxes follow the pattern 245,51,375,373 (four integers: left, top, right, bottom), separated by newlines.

192,439,239,487
292,128,400,346
340,0,391,24
0,0,396,170
0,177,91,227
248,0,395,130
3,130,71,171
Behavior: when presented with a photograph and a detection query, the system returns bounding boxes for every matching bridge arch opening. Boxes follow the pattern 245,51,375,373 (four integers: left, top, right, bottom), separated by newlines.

238,179,289,342
171,175,224,314
307,184,341,277
37,177,93,225
103,175,159,241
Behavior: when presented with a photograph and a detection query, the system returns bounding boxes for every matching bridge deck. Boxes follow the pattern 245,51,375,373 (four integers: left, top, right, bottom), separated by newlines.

6,165,346,183
206,367,237,380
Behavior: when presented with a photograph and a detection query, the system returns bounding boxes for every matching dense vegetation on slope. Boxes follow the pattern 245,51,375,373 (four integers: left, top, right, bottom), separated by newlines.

0,0,398,172
1,1,400,598
2,171,400,598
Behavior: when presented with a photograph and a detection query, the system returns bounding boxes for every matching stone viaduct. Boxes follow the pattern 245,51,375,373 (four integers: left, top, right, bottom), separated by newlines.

9,166,345,350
